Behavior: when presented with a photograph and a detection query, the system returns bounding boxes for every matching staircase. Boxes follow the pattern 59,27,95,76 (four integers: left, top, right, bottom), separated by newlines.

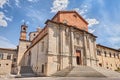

51,66,74,77
19,66,36,77
51,65,120,77
67,66,105,77
92,66,120,77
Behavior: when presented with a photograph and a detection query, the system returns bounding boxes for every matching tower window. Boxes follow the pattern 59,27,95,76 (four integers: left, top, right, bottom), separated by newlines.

23,27,26,31
33,34,36,36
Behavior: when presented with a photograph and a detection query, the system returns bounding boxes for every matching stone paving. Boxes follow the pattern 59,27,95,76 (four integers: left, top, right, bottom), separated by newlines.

0,77,120,80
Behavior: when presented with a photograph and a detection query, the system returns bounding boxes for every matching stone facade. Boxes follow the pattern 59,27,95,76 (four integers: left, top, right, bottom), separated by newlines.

97,44,120,70
20,11,97,76
3,10,119,76
0,48,17,75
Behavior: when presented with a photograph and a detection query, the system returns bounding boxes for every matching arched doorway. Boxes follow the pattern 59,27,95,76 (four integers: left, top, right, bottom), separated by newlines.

76,50,82,65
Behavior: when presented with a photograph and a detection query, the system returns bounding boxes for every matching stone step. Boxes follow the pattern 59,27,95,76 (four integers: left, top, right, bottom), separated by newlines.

67,66,105,77
20,66,34,74
51,66,74,77
92,66,120,77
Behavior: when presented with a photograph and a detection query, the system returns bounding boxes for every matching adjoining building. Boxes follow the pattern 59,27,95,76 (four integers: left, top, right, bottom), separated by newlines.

97,44,120,70
0,48,17,75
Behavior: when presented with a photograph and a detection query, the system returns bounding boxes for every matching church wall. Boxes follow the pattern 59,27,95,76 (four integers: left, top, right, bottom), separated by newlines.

24,35,48,75
47,22,70,76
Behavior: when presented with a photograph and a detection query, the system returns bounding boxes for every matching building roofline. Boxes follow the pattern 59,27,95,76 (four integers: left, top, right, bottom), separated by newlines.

51,10,88,25
0,47,17,51
28,31,38,36
97,44,120,52
45,19,97,38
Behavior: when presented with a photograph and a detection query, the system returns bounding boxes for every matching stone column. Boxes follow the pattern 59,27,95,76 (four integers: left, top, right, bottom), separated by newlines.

70,28,76,66
83,32,90,66
93,39,97,66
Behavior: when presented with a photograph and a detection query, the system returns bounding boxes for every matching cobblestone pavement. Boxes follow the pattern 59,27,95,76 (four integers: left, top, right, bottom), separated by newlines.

0,77,120,80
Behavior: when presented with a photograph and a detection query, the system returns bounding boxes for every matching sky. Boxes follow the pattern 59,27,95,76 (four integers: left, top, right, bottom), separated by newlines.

0,0,120,49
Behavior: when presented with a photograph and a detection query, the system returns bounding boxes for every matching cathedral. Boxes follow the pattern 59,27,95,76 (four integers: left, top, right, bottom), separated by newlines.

16,11,120,76
0,11,120,77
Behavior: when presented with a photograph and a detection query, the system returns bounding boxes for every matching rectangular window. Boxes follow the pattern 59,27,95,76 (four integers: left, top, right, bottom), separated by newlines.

7,54,11,60
104,51,107,57
41,41,44,52
97,50,101,56
13,58,17,62
109,52,112,57
0,53,3,59
114,53,116,58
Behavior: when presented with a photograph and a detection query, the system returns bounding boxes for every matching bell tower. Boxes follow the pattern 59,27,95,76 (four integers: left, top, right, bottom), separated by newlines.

20,23,28,40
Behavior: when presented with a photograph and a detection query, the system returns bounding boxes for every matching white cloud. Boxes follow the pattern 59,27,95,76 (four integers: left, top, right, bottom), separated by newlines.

0,12,7,27
0,0,8,8
74,6,88,16
15,0,21,8
86,18,99,27
26,9,46,23
0,12,12,27
51,0,69,13
27,0,39,2
89,29,95,33
0,36,16,49
21,19,30,25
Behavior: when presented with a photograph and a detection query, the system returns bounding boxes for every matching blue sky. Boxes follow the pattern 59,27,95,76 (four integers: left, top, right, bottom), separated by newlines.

0,0,120,49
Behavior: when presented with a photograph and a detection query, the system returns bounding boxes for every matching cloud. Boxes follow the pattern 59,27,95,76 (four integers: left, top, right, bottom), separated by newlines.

15,0,21,8
73,0,100,33
0,12,12,27
89,29,95,33
0,0,9,8
51,0,69,13
26,9,46,23
21,19,30,25
27,0,39,2
86,18,99,27
0,36,16,49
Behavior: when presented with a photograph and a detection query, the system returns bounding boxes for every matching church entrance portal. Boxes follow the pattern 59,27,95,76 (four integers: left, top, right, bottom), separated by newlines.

76,50,82,65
